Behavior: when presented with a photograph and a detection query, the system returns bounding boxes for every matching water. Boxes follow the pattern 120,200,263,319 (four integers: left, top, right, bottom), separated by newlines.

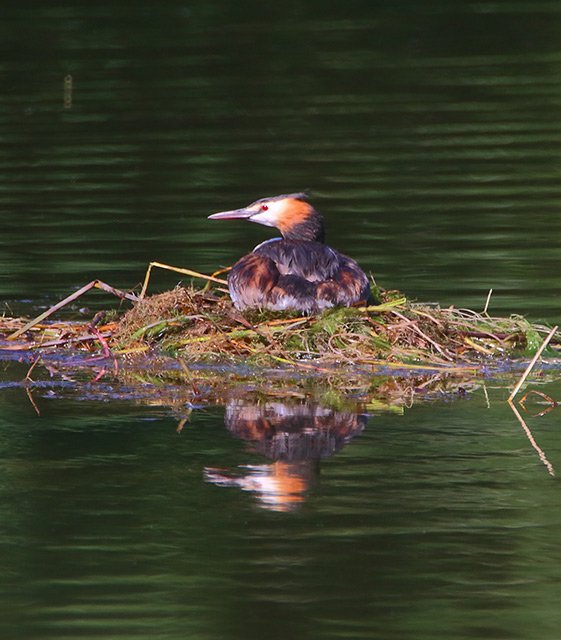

2,1,561,638
3,2,561,318
1,383,561,639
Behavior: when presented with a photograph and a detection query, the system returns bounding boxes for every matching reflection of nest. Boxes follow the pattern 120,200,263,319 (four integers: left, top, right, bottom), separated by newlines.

224,401,367,461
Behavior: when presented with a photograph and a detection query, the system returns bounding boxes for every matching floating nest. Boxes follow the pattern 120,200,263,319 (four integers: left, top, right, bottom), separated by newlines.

1,279,559,372
3,276,559,476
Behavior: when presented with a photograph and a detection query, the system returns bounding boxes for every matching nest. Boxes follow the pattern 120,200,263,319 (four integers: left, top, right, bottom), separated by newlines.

105,285,559,368
1,277,559,373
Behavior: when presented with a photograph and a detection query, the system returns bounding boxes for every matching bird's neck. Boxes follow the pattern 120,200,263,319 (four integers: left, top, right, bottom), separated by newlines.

282,210,325,243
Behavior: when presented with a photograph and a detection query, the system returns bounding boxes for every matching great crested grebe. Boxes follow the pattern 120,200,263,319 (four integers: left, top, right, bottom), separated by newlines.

208,192,370,313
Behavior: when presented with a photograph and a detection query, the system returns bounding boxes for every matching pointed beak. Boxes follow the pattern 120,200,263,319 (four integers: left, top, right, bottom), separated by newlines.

208,207,255,220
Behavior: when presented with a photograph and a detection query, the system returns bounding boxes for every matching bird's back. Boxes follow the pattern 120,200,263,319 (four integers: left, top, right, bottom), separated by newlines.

228,239,370,313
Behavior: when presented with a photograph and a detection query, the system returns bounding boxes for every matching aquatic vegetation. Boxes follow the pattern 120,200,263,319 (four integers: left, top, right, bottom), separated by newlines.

1,280,559,371
1,276,559,476
109,285,561,369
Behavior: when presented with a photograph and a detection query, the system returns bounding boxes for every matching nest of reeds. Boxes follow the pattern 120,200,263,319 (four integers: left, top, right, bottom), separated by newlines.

108,285,560,368
1,278,559,372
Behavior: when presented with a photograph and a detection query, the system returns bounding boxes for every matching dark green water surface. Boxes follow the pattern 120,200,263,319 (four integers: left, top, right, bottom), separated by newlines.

1,381,561,640
2,1,561,319
2,2,561,638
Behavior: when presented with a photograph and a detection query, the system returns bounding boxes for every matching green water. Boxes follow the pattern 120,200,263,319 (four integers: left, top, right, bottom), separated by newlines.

1,384,561,639
2,1,561,638
2,1,561,319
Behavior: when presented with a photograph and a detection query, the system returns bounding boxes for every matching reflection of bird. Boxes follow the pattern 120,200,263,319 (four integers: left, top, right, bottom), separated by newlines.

204,400,368,512
208,193,370,313
223,400,366,461
204,463,310,513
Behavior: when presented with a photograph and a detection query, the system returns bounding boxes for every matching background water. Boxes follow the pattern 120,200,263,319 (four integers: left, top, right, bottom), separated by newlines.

2,382,561,640
2,1,561,319
2,1,561,638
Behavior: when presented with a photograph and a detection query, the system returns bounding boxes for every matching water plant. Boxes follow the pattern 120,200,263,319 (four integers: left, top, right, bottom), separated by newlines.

2,270,559,371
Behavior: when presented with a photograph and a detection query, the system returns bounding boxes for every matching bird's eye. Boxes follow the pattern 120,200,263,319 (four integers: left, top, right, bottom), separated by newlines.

261,204,269,211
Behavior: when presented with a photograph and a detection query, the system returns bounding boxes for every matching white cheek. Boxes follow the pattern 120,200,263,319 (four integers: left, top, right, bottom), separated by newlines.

250,211,278,227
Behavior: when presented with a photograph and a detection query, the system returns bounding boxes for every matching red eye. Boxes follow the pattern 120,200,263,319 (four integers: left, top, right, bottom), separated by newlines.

261,204,269,211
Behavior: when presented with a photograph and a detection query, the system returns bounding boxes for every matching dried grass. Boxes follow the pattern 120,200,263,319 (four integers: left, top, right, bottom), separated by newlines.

2,282,560,373
112,285,560,370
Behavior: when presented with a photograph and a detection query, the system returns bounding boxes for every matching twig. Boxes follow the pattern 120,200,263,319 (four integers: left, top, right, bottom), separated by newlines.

140,261,228,298
176,417,189,433
416,374,443,390
30,331,113,349
390,309,454,362
407,306,444,328
8,280,138,341
83,326,119,376
90,327,111,358
483,288,493,315
91,368,107,382
518,389,558,417
482,383,490,409
463,336,494,355
22,357,42,415
24,356,42,381
24,386,41,416
202,266,232,292
508,399,555,477
357,297,407,313
508,324,558,402
354,359,479,372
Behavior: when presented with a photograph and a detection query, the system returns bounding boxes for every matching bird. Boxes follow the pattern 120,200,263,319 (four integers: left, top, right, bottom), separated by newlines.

208,192,370,314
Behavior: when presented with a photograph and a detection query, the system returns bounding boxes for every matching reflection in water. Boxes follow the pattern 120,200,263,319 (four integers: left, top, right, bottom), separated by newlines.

204,400,367,511
508,398,555,477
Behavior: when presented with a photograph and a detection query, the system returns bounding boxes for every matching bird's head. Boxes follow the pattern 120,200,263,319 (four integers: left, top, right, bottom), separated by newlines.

208,192,325,242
